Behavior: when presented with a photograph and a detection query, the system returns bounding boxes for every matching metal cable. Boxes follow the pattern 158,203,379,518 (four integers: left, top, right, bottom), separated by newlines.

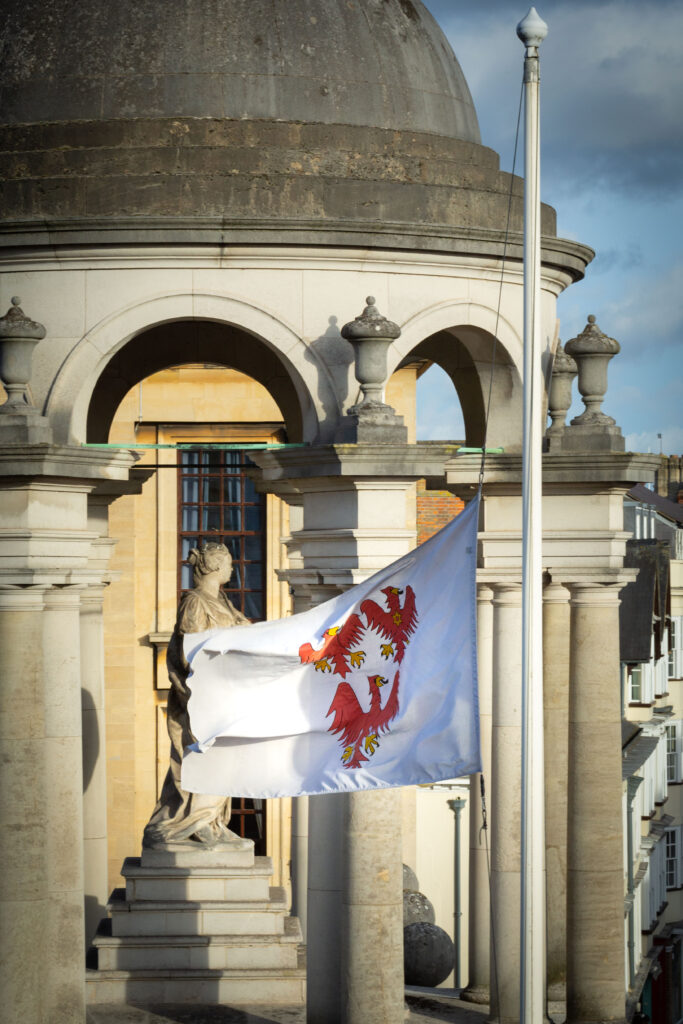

478,79,525,491
480,774,501,1018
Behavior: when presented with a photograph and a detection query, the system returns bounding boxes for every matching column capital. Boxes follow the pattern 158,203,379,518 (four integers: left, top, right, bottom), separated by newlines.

0,583,50,611
567,579,632,607
490,581,523,603
543,580,570,603
79,584,107,611
43,584,87,611
476,582,495,602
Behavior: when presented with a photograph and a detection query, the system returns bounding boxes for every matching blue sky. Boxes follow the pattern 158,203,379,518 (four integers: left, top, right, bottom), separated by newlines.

416,0,683,454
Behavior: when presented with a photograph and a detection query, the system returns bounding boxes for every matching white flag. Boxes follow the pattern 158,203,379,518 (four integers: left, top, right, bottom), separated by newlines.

181,495,480,798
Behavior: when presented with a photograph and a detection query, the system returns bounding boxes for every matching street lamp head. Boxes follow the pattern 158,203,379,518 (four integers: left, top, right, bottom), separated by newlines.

517,7,548,48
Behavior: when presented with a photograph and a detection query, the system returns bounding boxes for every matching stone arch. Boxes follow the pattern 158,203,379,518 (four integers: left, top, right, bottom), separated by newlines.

46,293,340,444
390,301,524,450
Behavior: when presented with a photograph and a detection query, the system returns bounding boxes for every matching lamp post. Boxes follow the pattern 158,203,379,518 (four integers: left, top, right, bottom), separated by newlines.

447,796,467,991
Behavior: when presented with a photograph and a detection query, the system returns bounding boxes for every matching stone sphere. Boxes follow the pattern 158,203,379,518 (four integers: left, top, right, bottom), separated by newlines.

402,863,419,892
403,890,436,927
404,922,455,987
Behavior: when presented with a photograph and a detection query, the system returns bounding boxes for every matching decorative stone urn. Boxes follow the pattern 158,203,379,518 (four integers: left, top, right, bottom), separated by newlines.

0,296,45,411
546,342,578,438
562,314,624,452
0,296,52,442
341,296,400,411
337,296,407,443
565,314,620,426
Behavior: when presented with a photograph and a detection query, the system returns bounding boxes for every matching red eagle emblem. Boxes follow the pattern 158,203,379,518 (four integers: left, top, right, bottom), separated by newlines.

326,672,400,769
298,613,366,678
360,585,417,664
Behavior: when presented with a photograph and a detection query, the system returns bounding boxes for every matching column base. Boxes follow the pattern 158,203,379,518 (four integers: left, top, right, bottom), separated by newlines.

548,980,566,1002
461,984,490,1005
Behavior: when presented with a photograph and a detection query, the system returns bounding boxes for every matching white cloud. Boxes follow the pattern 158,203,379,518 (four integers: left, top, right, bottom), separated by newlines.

625,427,683,455
610,263,683,349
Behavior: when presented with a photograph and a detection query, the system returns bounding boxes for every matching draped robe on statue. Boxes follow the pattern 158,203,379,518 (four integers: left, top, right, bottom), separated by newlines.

143,587,248,847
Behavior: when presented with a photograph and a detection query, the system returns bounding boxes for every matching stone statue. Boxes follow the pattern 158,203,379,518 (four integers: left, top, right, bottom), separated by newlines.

143,542,250,848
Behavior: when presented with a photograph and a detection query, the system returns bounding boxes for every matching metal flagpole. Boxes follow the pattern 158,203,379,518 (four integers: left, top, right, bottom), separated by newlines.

516,9,548,1024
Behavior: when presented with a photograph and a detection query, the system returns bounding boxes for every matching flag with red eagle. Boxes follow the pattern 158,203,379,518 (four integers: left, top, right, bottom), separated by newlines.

181,495,480,797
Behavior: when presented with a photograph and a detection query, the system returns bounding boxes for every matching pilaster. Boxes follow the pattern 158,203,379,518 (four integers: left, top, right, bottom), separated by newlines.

43,584,87,1023
80,583,109,948
462,583,494,1005
542,580,570,999
490,581,523,1024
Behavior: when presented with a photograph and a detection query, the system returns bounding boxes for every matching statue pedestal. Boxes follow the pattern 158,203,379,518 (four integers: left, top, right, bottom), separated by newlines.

87,844,305,1006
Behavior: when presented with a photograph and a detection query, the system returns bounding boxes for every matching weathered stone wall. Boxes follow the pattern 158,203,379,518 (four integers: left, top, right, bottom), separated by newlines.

0,119,559,248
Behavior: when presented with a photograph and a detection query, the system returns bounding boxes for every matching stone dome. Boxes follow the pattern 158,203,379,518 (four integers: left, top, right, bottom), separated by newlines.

1,0,480,142
0,0,591,278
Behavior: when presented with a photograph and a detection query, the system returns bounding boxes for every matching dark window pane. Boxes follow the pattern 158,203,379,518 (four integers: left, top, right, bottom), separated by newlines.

179,447,266,629
223,591,243,616
202,450,223,468
182,507,199,531
181,536,199,559
203,478,221,503
202,507,221,531
244,592,263,619
182,479,199,502
223,477,241,503
223,507,242,531
220,536,241,561
244,476,258,502
245,507,262,532
244,535,262,561
245,563,262,589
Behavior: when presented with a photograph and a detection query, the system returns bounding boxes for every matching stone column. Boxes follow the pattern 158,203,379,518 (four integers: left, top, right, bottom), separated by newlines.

291,795,309,940
307,792,345,1023
0,586,49,1023
80,583,109,948
566,583,625,1024
43,585,87,1023
342,788,404,1024
462,582,494,1004
543,581,570,999
489,582,523,1024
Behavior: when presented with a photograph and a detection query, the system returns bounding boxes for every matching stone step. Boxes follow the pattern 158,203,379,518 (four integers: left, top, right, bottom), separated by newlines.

95,917,303,972
108,886,289,938
122,856,273,903
85,963,306,1006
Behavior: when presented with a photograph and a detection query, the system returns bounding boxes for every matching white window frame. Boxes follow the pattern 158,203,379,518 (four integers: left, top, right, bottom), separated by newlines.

666,826,683,890
667,721,683,784
669,616,683,680
629,663,644,703
628,662,655,705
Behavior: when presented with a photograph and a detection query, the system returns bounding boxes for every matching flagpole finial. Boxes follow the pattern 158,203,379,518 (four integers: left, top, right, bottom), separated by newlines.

517,7,548,48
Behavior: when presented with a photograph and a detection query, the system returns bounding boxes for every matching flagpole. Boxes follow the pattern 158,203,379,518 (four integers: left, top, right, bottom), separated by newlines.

516,9,547,1024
